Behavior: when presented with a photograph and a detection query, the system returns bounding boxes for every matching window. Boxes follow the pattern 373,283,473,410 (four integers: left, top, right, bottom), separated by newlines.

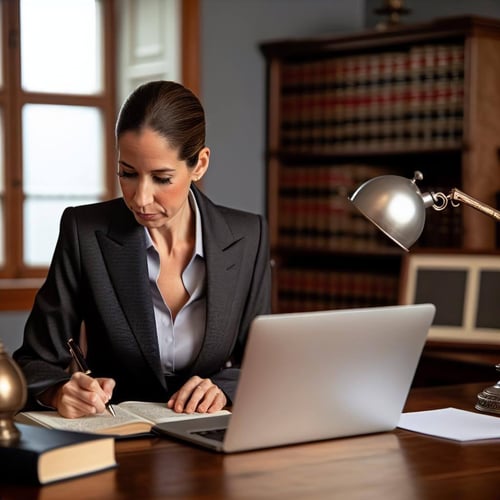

0,0,116,308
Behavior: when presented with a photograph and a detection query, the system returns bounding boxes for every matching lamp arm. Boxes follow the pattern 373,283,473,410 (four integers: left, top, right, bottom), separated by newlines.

449,188,500,221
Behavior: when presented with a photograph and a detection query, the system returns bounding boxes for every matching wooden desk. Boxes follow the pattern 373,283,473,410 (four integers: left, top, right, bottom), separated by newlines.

2,382,500,499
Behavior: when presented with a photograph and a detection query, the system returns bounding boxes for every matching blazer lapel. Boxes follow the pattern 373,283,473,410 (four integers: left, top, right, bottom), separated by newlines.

190,187,244,375
96,205,164,386
95,193,245,384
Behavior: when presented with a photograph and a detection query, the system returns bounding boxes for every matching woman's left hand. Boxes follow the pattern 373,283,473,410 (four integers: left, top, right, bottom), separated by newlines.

167,376,227,414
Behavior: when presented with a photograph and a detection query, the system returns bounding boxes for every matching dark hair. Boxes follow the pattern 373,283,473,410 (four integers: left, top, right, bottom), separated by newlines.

115,81,205,168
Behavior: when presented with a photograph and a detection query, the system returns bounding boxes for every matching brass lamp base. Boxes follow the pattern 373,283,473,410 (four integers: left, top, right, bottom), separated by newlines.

475,380,500,415
0,417,22,446
0,341,28,446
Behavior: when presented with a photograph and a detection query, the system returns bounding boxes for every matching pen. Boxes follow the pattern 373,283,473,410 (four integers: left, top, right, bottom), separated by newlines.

67,338,116,417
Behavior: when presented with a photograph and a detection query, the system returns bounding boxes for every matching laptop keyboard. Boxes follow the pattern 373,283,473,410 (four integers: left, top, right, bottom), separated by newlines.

192,428,227,442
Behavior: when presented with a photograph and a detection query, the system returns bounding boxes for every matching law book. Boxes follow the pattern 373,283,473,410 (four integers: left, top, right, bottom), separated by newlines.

0,423,116,485
16,401,231,438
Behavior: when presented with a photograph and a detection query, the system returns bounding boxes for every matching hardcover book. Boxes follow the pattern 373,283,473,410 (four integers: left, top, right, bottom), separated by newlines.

0,423,116,485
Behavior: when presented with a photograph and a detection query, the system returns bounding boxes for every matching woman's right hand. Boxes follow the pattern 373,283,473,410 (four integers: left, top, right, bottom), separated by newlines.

43,372,115,418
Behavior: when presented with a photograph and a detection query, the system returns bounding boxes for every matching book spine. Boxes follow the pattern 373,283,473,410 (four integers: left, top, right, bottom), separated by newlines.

281,42,464,155
277,265,399,313
0,451,40,485
280,62,303,152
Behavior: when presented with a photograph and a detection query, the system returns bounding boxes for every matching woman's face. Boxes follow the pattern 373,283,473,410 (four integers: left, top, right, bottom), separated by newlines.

117,127,208,229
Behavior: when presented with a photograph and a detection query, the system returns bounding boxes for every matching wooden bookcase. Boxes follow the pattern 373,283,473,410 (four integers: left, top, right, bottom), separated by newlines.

260,15,500,316
260,15,500,385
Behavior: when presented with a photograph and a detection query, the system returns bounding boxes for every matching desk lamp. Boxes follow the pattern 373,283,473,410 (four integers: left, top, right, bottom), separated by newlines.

349,170,500,415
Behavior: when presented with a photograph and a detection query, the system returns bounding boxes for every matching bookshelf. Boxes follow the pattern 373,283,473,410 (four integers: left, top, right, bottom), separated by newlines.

260,15,500,316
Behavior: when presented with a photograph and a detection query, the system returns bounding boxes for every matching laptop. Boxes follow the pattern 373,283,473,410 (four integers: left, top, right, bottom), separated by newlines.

153,303,436,453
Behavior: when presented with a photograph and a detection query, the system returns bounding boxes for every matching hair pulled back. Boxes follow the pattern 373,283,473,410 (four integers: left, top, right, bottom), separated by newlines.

116,81,205,167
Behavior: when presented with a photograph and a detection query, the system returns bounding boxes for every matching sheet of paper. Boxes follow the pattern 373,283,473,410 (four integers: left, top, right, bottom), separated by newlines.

398,407,500,441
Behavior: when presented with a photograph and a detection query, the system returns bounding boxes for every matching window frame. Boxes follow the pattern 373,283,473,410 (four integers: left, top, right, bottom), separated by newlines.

0,0,117,308
0,0,200,311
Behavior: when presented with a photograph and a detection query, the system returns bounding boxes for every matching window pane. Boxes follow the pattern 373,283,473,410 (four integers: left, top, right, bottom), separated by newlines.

22,104,105,196
20,0,103,94
24,197,99,266
22,104,105,266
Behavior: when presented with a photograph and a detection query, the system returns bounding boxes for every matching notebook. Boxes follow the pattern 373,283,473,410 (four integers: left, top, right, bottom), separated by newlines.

152,303,436,453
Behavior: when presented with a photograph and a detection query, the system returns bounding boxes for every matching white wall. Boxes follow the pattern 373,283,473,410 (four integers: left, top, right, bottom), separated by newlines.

0,311,29,354
200,0,365,215
200,0,500,216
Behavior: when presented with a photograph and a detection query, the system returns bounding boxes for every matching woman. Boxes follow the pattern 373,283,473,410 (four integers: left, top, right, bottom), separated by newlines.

14,81,271,418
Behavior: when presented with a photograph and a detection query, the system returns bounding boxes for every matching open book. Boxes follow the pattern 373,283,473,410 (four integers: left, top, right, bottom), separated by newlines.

16,401,230,437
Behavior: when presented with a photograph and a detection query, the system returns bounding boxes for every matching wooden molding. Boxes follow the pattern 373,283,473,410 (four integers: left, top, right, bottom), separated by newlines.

0,284,40,311
181,0,200,97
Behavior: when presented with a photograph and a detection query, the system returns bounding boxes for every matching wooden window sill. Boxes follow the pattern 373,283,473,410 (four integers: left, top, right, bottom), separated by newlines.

0,279,43,311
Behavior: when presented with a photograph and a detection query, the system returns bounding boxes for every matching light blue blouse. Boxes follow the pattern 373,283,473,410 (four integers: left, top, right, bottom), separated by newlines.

145,191,206,375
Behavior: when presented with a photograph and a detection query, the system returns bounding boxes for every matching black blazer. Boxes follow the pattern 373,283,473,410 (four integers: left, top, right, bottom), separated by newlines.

14,185,272,408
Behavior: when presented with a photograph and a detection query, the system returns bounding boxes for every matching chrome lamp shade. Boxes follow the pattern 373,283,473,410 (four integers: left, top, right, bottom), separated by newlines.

349,171,436,251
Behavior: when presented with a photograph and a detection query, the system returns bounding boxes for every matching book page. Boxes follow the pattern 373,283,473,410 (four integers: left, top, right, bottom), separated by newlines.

16,402,231,436
118,401,230,424
16,405,148,434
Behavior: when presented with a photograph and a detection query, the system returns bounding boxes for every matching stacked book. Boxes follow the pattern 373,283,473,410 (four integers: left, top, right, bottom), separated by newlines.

280,43,464,153
276,267,399,313
277,163,395,251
